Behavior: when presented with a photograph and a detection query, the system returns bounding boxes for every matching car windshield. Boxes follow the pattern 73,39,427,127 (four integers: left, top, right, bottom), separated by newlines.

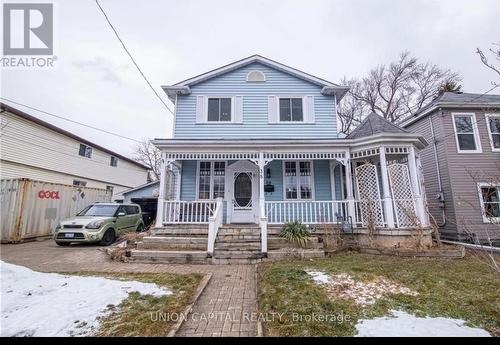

77,205,119,217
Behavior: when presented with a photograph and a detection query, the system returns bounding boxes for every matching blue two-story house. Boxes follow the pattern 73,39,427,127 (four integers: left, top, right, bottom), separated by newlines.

150,55,430,261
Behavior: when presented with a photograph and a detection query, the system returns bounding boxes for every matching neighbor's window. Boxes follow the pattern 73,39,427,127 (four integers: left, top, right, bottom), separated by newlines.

486,114,500,151
478,183,500,222
453,113,481,152
197,161,226,199
207,98,232,122
79,144,92,158
110,156,118,167
284,161,312,200
73,180,87,187
279,98,303,122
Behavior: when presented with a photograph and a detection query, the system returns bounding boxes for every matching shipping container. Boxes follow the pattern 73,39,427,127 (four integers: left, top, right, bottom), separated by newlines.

0,179,112,243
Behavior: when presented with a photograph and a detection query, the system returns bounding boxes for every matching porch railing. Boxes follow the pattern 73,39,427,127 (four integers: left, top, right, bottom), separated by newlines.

162,200,217,224
207,198,224,255
265,200,348,224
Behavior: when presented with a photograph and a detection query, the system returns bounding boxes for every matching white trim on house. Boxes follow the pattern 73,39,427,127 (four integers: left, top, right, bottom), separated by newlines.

451,113,482,154
477,182,500,223
485,113,500,152
246,70,266,82
282,160,315,201
195,96,243,124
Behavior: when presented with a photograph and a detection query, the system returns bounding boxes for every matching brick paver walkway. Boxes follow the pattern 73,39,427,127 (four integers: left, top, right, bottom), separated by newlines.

0,240,258,337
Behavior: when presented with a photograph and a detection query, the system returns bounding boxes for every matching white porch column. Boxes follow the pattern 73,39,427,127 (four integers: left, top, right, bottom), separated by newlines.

344,151,356,227
155,152,171,228
379,146,396,228
408,146,428,227
258,152,267,254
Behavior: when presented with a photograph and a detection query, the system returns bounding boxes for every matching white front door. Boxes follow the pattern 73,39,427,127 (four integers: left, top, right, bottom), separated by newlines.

226,161,259,224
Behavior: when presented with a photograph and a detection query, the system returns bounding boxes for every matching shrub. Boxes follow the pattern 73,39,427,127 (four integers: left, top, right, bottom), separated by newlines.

280,221,311,248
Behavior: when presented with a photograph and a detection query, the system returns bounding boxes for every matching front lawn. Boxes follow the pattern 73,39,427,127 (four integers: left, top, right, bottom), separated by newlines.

258,252,500,337
80,272,203,337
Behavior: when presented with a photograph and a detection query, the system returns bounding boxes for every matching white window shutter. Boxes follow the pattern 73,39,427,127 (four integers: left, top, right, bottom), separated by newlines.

304,96,315,123
268,96,278,123
233,96,243,123
196,96,206,123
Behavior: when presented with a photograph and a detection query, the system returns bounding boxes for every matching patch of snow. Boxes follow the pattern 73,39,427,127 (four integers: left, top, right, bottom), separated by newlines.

356,310,491,337
306,270,331,284
306,271,417,305
0,261,171,337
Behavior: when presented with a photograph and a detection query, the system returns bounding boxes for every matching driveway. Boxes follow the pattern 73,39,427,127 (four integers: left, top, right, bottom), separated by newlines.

1,240,259,337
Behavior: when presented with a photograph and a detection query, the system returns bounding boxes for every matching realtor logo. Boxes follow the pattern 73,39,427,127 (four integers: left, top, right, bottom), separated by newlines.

3,3,53,55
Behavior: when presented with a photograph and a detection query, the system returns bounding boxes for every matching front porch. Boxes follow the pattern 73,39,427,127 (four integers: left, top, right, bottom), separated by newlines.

150,135,430,259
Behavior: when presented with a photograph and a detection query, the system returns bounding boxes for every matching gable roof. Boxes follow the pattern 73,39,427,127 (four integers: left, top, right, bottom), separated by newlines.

162,55,349,102
116,180,160,196
347,112,408,139
401,91,500,127
0,102,149,170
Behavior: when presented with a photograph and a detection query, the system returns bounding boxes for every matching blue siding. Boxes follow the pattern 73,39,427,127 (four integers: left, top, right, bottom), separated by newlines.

333,164,343,200
174,62,338,139
314,161,332,200
122,182,159,203
180,160,197,201
264,160,284,201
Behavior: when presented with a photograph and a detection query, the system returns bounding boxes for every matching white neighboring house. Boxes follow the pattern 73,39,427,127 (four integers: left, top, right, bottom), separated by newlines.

0,103,149,196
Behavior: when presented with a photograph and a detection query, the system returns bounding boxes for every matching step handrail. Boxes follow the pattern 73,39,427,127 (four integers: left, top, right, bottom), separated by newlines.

207,198,224,256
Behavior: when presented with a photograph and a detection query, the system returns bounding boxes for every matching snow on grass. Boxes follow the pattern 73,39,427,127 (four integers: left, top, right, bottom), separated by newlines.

306,270,417,305
0,261,171,337
356,310,491,337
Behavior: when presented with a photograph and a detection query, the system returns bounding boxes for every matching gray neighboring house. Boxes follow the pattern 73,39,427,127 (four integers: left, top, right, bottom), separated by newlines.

402,92,500,245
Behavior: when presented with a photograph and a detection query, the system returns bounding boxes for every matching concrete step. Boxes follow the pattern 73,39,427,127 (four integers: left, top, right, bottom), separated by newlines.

218,228,260,236
137,236,207,250
217,234,261,241
213,251,263,259
129,249,208,264
267,237,324,250
152,228,208,237
215,241,261,250
211,257,263,265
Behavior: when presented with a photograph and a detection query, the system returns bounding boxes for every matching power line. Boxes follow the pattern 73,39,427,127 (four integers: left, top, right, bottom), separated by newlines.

0,97,142,143
94,0,174,116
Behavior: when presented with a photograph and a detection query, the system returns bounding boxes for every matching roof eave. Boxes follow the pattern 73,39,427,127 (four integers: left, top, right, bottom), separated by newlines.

161,86,191,103
321,86,350,103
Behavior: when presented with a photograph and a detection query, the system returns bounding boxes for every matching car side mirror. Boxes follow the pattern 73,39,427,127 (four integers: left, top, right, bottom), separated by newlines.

117,212,126,217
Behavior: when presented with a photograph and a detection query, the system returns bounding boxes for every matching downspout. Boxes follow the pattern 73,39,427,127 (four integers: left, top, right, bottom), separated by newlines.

429,110,446,227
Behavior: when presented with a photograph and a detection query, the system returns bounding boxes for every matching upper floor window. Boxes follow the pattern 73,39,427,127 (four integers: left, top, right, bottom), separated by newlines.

279,98,303,122
246,70,266,82
486,114,500,152
478,183,500,223
73,180,87,187
110,156,118,167
452,113,482,153
79,144,92,158
284,161,313,200
208,98,232,122
197,161,226,199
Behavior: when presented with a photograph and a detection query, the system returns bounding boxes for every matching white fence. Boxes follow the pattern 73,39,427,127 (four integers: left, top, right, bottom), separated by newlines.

162,200,217,224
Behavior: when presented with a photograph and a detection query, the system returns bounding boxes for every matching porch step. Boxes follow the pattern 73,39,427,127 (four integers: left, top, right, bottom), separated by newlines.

137,236,207,250
129,249,208,264
215,241,261,250
218,234,261,241
218,228,260,236
211,257,263,265
213,251,263,259
152,227,208,237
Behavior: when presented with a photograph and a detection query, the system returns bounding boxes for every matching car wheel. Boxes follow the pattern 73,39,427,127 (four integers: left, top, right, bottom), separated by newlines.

99,229,116,246
136,224,144,232
55,241,70,246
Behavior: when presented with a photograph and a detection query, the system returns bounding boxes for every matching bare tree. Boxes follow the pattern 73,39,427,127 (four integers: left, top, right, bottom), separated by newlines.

477,42,500,85
134,139,161,181
338,52,461,134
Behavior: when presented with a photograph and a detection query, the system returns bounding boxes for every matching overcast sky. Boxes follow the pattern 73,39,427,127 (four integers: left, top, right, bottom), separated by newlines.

2,0,499,158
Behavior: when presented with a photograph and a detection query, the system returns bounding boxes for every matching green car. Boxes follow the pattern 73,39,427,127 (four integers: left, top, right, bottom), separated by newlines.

54,203,145,246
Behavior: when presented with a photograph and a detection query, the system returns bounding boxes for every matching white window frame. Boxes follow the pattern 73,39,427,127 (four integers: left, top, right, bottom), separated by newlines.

110,156,118,167
205,97,234,123
78,143,93,159
277,96,305,123
477,182,500,223
195,160,227,200
451,113,482,154
282,160,315,200
485,113,500,152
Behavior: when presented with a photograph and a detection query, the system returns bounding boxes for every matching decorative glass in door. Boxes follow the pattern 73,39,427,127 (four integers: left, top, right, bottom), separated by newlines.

234,172,252,209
